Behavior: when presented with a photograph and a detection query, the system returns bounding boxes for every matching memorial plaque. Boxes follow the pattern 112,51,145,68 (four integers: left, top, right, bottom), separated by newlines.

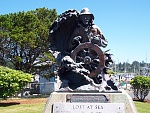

66,94,109,103
53,102,125,113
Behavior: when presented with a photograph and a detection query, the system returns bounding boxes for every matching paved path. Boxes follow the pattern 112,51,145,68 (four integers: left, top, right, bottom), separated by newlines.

120,84,150,100
126,90,150,100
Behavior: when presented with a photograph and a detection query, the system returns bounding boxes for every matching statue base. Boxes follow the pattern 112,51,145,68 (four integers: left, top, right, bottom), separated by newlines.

43,89,137,113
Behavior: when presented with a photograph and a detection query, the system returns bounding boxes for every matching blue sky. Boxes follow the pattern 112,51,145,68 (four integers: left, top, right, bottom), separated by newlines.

1,0,150,63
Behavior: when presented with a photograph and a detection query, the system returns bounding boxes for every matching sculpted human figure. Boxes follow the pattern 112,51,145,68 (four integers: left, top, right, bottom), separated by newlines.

68,8,108,52
69,8,113,84
68,8,112,73
49,8,118,91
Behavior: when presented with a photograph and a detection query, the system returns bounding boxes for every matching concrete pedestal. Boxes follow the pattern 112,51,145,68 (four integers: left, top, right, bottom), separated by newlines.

43,90,137,113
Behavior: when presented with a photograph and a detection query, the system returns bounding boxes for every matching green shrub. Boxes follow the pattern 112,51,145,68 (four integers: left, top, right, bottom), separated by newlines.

130,75,150,102
0,66,32,99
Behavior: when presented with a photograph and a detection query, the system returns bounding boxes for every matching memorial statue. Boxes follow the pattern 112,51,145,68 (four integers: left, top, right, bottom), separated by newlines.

49,8,118,91
43,8,137,113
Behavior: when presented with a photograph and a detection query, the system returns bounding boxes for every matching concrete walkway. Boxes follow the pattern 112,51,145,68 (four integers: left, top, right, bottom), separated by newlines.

125,89,150,100
119,83,150,100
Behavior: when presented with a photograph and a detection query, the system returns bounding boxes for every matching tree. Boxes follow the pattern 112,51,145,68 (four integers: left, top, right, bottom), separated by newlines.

0,66,32,99
130,75,150,102
107,69,115,75
0,7,58,73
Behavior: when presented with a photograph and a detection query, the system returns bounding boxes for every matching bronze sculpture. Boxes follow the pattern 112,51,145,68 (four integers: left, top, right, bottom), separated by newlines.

49,8,117,91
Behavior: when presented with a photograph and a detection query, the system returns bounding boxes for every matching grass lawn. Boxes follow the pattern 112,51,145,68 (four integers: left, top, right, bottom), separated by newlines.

0,103,45,113
0,99,149,113
134,101,150,113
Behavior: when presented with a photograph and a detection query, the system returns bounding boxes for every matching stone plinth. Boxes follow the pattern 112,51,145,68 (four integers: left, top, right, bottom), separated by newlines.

43,89,137,113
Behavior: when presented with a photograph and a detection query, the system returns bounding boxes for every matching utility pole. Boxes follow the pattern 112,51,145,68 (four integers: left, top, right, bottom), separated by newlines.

146,52,148,76
124,62,126,73
138,61,140,75
115,60,116,74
